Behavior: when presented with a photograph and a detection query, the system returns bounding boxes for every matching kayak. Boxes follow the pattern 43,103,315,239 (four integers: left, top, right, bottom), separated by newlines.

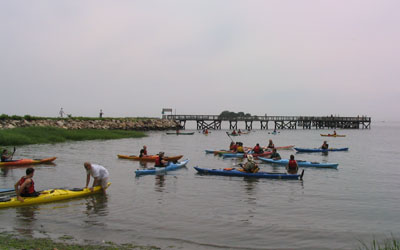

194,167,304,180
166,132,195,135
0,157,57,167
294,147,349,153
222,151,272,159
320,134,346,137
117,154,183,162
258,157,339,169
0,188,14,196
244,145,295,151
135,159,189,176
0,183,111,209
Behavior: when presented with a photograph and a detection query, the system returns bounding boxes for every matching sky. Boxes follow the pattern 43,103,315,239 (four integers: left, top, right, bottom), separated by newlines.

0,0,399,121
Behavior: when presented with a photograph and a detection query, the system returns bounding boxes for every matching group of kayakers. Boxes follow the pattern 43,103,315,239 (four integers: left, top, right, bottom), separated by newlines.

12,161,110,202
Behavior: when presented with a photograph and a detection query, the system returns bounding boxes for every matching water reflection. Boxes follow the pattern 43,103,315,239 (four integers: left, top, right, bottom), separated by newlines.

154,175,165,192
15,206,38,237
84,194,109,218
139,161,149,168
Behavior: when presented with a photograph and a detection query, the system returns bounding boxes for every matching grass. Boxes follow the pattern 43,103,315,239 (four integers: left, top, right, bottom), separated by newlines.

0,114,157,121
0,232,160,249
0,127,146,146
358,237,400,250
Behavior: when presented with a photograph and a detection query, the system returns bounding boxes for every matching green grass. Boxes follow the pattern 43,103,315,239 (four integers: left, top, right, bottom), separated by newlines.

0,233,160,249
0,127,146,146
358,237,400,250
0,114,157,121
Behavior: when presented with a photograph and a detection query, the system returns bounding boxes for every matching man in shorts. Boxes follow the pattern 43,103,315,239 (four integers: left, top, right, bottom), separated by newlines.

84,162,109,195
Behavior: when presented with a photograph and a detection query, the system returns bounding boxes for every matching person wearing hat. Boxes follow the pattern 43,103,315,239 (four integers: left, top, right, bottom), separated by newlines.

155,152,168,167
241,155,259,173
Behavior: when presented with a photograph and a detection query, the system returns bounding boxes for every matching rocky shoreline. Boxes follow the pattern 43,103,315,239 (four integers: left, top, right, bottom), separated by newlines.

0,118,180,130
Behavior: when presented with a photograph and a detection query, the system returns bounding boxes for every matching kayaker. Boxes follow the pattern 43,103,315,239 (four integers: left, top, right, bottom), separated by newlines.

84,162,109,195
286,155,298,174
269,148,281,160
238,129,242,134
333,131,337,136
241,155,259,173
15,168,40,202
321,141,329,150
267,139,275,149
231,130,237,135
1,149,13,162
253,143,263,154
229,142,237,151
139,146,147,158
155,152,168,167
236,142,245,153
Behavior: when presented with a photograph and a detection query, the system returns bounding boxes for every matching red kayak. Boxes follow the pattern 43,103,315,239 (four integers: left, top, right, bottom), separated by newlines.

0,157,57,167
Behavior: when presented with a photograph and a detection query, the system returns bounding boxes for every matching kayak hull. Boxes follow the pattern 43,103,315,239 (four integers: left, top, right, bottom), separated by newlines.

166,132,195,135
294,147,348,153
222,151,272,159
0,183,110,209
194,167,303,180
117,154,183,162
258,157,339,169
320,134,346,137
135,159,189,176
0,157,57,166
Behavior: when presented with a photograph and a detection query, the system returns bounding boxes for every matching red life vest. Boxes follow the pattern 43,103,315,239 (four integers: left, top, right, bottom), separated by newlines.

253,145,261,153
288,160,297,170
18,177,35,194
155,156,163,167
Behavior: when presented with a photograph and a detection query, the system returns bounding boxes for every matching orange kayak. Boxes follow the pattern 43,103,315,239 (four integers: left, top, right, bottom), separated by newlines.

0,157,57,167
117,154,183,162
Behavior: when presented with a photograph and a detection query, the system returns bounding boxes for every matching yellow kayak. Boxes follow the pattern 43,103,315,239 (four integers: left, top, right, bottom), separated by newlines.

0,183,110,209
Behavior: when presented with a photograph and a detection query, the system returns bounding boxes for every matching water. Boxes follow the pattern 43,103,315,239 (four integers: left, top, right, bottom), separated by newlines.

0,122,399,249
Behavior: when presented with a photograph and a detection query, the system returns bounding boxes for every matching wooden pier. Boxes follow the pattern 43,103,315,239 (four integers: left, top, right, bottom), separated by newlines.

163,115,371,130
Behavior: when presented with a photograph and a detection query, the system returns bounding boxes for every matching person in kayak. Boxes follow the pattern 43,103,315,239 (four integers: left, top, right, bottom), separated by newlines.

84,162,109,195
241,155,259,173
1,149,13,162
333,131,337,136
267,139,275,149
252,143,263,154
269,148,281,160
321,141,329,150
155,152,168,167
286,155,298,174
139,146,147,158
15,168,40,202
236,142,245,153
229,142,237,151
231,130,237,135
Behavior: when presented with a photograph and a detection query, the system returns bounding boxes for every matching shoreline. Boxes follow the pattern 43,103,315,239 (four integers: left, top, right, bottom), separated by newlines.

0,117,179,130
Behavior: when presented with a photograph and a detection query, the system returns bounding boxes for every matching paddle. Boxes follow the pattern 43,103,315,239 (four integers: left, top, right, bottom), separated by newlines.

225,132,235,143
10,147,16,161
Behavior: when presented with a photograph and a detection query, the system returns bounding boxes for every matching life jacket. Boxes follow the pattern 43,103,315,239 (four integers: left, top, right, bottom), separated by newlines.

139,149,147,157
230,144,237,151
18,177,35,194
155,156,163,167
236,146,244,153
288,160,297,170
253,146,261,153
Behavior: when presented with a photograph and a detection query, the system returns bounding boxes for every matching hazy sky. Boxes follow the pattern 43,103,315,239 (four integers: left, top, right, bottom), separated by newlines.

1,1,399,121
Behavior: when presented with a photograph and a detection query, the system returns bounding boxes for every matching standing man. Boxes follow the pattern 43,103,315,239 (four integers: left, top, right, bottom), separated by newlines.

84,162,109,195
99,109,104,118
59,108,65,118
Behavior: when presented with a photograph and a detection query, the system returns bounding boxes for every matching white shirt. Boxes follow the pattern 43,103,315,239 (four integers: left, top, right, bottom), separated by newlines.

87,164,109,179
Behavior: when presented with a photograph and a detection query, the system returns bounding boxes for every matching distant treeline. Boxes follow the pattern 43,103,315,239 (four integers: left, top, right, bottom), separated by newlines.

219,111,252,118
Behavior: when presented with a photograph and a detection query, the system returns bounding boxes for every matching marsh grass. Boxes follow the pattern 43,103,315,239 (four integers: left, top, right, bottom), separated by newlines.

0,233,160,249
358,237,400,250
0,127,146,146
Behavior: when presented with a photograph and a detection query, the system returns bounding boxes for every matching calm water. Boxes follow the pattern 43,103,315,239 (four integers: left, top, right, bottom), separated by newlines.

0,122,399,249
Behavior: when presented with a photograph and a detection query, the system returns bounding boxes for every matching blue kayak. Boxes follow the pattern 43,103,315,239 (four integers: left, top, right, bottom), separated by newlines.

258,157,338,169
135,160,189,176
294,147,349,153
194,167,304,180
222,153,245,159
0,188,14,195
